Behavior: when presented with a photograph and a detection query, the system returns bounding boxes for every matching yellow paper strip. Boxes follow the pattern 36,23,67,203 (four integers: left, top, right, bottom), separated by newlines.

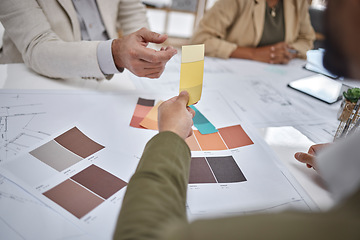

180,44,205,105
182,44,205,63
139,100,163,130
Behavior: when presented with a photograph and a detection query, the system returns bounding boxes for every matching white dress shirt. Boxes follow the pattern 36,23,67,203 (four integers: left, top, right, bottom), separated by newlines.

72,0,120,75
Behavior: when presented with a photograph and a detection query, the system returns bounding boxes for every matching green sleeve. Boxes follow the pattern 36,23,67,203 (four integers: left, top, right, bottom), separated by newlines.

113,131,191,240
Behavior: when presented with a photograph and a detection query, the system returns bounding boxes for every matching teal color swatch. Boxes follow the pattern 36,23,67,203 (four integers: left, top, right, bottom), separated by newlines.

190,106,218,135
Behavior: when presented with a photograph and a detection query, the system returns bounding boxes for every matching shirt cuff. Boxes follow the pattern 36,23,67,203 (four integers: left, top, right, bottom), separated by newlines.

97,40,123,75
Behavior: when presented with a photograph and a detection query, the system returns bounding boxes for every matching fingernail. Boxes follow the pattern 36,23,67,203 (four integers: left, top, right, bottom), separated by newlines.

294,153,300,159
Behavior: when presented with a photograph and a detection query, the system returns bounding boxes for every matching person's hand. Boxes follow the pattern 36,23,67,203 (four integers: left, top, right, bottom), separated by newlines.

294,143,330,170
252,42,295,64
111,28,177,78
158,91,195,140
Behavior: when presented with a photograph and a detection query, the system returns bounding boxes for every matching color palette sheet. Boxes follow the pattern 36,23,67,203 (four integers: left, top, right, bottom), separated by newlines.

129,98,155,128
44,164,127,219
186,124,253,151
0,124,137,239
180,44,205,105
189,156,246,184
140,100,163,130
190,105,218,134
30,127,104,171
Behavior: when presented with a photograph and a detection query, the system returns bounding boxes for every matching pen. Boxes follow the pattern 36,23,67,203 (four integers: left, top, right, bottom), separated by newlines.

340,98,360,138
348,117,360,135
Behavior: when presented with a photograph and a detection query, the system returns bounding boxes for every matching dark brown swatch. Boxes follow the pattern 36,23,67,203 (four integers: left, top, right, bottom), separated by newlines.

71,165,127,199
137,98,155,107
189,157,217,184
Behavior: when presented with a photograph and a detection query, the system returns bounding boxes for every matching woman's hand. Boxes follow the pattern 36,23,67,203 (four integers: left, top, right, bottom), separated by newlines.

294,143,330,170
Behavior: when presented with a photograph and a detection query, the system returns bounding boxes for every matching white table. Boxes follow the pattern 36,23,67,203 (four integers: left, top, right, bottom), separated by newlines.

0,57,343,238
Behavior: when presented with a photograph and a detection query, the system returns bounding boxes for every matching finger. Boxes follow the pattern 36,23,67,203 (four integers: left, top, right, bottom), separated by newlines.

160,96,178,109
137,58,165,69
143,66,163,72
294,152,316,167
145,72,162,79
139,47,177,63
308,145,322,155
131,65,163,77
280,56,290,64
164,45,176,52
139,27,168,44
275,42,287,49
187,128,194,138
143,62,165,69
177,91,190,106
187,106,196,118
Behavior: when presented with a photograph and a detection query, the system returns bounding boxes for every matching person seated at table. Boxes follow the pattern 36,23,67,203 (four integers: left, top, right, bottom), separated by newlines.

112,0,360,239
191,0,315,64
0,0,176,80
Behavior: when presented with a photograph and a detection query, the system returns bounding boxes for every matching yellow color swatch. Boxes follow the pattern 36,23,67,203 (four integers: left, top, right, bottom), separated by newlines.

180,44,205,105
140,101,163,130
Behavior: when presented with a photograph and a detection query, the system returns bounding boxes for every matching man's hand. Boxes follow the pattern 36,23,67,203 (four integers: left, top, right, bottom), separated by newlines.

294,143,330,170
158,91,195,140
112,28,177,78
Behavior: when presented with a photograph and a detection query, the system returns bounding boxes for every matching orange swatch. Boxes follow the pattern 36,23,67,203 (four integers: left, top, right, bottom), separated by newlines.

194,130,227,151
219,125,254,149
140,101,163,130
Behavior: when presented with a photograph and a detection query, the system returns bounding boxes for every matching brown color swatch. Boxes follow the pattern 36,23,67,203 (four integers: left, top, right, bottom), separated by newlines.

130,98,155,128
54,127,104,158
43,179,104,219
194,130,227,151
219,125,254,149
189,157,217,184
137,98,155,107
71,165,127,199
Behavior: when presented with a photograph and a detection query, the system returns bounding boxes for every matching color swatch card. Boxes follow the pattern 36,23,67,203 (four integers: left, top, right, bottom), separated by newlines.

190,105,218,134
180,44,205,105
129,98,155,128
140,100,163,130
0,125,139,239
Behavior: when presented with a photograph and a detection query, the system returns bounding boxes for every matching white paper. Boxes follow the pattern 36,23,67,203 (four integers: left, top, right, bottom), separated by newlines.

0,124,140,239
0,175,89,240
0,89,318,238
184,93,318,216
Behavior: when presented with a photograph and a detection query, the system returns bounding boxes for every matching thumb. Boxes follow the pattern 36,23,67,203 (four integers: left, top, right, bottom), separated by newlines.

294,152,314,165
177,91,190,106
139,28,168,44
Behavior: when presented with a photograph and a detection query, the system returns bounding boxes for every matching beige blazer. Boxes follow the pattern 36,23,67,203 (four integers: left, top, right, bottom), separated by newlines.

191,0,315,59
0,0,148,80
